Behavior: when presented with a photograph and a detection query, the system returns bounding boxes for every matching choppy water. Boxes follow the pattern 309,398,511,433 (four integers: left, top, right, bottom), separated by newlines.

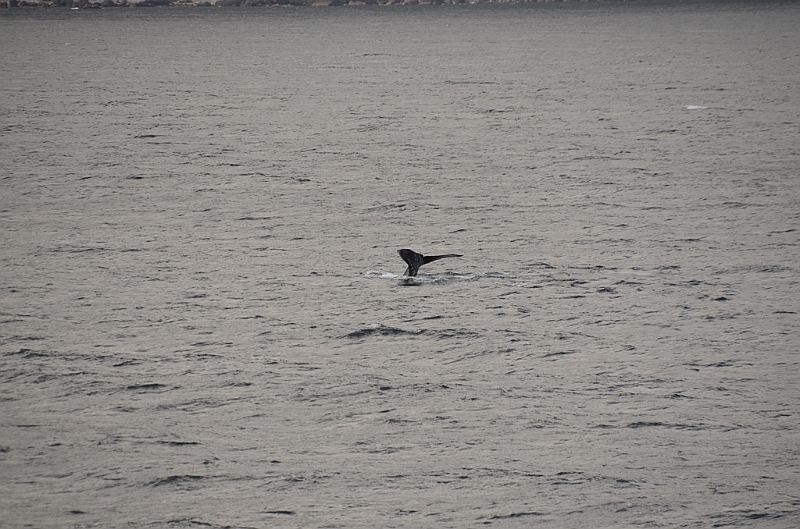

1,2,799,527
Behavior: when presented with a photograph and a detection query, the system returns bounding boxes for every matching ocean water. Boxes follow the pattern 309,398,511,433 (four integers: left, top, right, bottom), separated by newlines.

1,2,799,527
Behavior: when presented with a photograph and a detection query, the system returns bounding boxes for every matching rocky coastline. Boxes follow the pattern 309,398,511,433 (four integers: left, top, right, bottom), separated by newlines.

2,0,593,8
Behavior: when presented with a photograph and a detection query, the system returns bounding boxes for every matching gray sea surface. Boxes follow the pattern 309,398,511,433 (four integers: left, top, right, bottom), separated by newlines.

1,2,799,528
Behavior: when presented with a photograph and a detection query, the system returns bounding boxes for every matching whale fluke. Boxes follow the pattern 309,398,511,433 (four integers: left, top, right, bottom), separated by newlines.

398,249,462,277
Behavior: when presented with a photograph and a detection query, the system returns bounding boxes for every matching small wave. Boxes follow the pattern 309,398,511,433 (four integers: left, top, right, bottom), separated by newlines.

157,440,200,447
626,421,702,430
365,271,479,284
490,512,547,520
343,324,424,339
343,324,478,340
149,475,205,487
627,421,666,428
125,383,168,392
685,105,709,110
543,350,578,359
409,272,479,285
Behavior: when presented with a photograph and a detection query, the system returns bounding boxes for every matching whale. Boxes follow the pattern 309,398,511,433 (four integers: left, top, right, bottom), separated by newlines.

397,249,463,277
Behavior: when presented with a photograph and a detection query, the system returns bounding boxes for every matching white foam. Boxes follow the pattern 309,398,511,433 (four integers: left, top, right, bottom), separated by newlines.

364,270,401,279
365,270,479,283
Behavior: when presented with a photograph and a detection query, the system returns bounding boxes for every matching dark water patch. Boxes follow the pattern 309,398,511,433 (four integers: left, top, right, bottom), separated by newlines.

434,328,481,339
5,334,47,342
157,398,226,412
125,383,168,392
690,360,742,368
443,350,495,365
547,279,583,286
552,471,587,485
190,342,232,347
158,441,201,447
343,325,425,339
4,348,48,358
626,421,705,431
715,264,794,275
488,511,546,520
767,228,796,236
386,417,416,425
683,279,713,286
757,265,794,273
185,352,224,360
708,508,793,527
31,373,64,383
571,264,613,271
52,245,108,253
149,475,205,487
722,201,759,208
543,350,577,359
467,467,545,480
597,238,635,245
364,203,407,212
445,79,499,86
627,421,666,428
236,215,273,221
163,518,230,528
526,261,556,269
113,359,139,367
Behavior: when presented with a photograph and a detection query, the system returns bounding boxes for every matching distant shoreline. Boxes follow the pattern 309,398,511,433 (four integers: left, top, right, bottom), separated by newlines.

3,0,603,8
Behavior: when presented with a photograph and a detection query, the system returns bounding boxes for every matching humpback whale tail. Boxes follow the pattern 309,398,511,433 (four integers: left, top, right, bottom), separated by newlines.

398,249,463,277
